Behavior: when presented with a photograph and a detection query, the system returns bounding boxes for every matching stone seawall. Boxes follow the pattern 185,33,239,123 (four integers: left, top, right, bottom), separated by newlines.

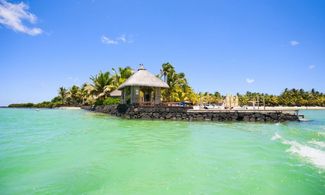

82,104,300,122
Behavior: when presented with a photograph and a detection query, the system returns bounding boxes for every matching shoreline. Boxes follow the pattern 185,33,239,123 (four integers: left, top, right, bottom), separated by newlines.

56,106,81,110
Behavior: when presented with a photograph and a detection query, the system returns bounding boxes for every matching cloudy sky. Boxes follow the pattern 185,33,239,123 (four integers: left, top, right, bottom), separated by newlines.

0,0,324,105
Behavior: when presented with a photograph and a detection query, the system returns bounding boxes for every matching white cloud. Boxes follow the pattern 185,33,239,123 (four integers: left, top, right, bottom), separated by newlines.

290,40,300,46
101,34,131,45
308,64,316,69
246,78,255,84
0,0,42,35
101,35,118,45
117,34,127,43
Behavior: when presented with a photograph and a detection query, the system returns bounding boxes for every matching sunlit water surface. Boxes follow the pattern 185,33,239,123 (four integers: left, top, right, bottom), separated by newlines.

0,109,324,194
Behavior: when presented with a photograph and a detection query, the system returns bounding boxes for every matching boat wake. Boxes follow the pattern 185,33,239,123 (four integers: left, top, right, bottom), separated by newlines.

299,118,311,122
272,133,325,170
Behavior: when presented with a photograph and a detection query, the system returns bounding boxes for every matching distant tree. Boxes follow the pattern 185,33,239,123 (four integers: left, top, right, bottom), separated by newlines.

58,87,67,104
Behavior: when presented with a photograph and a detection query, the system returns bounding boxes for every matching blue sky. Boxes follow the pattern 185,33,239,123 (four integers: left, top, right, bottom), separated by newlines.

0,0,324,105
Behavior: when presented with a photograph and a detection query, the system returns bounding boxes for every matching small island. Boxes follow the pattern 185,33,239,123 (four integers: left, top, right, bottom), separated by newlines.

9,63,325,122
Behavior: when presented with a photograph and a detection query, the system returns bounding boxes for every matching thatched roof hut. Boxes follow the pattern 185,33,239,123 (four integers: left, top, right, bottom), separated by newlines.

118,65,169,105
118,65,169,90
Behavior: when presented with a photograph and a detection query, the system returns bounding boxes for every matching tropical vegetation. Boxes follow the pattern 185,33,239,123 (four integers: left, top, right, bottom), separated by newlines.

237,88,325,107
8,63,325,108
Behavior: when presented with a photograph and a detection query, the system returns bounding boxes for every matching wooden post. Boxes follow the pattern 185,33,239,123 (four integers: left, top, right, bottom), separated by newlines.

130,86,134,104
122,89,126,104
155,88,161,104
257,96,260,110
134,86,139,104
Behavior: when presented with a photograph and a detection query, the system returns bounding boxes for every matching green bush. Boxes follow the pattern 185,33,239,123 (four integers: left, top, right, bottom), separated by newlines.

103,97,120,105
51,96,62,103
94,99,104,106
34,101,54,108
8,103,34,108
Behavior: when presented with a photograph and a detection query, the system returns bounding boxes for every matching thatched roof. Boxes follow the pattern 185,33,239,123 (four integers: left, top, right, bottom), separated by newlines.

118,66,169,90
109,89,122,97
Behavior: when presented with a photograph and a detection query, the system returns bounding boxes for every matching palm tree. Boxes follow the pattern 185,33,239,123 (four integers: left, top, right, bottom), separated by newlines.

75,83,96,105
90,71,114,100
58,87,67,104
68,85,82,105
111,66,133,87
160,63,192,102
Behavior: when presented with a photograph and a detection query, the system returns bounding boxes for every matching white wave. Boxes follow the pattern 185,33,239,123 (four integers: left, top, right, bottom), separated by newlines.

309,141,325,148
271,132,281,140
286,141,325,169
272,133,325,169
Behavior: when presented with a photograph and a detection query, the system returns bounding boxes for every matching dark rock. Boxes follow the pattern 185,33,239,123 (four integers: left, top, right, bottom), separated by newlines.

82,104,300,123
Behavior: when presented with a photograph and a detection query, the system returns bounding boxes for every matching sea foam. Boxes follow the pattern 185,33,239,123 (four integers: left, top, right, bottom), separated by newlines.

309,140,325,148
272,133,325,169
271,132,281,140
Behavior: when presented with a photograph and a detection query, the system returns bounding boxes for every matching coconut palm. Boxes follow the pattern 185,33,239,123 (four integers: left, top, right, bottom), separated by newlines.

58,87,67,104
80,83,94,105
90,71,114,100
111,66,133,87
159,63,193,102
67,85,82,105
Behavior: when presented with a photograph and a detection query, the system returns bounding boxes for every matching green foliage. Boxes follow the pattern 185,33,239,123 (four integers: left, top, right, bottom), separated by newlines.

103,97,120,105
8,101,63,108
160,63,197,103
67,85,83,105
94,99,104,106
90,71,114,100
86,67,133,102
8,103,34,108
58,87,67,104
51,96,62,103
112,66,133,87
237,88,325,106
34,101,55,108
11,64,325,107
198,92,224,104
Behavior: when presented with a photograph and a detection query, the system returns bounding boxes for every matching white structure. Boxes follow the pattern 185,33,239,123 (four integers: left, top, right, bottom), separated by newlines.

224,95,239,108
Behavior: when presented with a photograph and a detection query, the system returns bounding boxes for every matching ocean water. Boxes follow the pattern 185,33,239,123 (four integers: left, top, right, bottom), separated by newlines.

0,109,324,194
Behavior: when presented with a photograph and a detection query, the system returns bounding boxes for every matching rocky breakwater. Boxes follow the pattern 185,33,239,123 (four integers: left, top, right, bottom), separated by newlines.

82,105,301,122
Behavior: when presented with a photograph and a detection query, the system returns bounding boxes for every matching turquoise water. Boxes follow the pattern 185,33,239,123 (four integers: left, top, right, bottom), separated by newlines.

0,109,324,194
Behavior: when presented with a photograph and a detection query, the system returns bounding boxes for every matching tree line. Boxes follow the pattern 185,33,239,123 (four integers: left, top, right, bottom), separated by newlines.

8,63,325,108
237,89,325,107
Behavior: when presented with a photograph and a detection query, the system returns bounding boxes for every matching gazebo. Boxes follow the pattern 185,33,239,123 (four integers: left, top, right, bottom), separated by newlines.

118,65,169,105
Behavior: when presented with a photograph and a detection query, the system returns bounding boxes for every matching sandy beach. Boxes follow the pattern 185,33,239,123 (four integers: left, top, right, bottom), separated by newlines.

56,107,81,110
